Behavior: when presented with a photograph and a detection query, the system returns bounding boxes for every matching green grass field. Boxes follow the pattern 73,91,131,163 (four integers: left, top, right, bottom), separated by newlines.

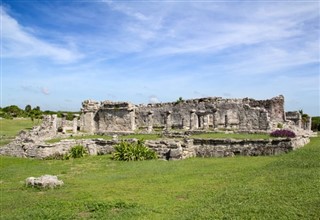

1,119,319,219
1,136,319,219
0,118,39,146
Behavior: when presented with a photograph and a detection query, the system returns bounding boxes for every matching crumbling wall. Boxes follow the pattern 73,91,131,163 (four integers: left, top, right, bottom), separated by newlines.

80,100,100,133
0,137,309,160
285,111,312,131
79,95,287,133
135,97,271,131
246,95,285,122
95,101,135,132
286,111,302,127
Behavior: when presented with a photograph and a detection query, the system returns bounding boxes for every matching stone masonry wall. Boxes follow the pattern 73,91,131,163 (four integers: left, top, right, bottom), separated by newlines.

94,101,135,132
0,137,309,160
135,97,274,131
78,95,293,133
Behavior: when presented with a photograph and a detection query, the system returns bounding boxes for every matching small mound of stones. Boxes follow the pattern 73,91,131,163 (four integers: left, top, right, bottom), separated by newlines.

25,175,63,189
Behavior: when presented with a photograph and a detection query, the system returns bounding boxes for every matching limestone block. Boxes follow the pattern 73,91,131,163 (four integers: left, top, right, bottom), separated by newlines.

26,175,63,189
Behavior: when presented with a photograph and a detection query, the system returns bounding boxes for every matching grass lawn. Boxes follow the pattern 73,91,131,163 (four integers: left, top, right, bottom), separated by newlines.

1,135,319,219
0,118,40,146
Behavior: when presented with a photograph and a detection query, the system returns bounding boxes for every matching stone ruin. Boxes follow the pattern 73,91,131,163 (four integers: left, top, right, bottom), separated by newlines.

80,95,312,134
0,95,314,159
25,175,64,189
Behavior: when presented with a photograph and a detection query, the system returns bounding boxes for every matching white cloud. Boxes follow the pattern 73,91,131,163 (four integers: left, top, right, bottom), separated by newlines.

20,84,50,96
1,6,82,63
149,95,159,104
41,87,50,95
96,1,318,62
2,2,319,115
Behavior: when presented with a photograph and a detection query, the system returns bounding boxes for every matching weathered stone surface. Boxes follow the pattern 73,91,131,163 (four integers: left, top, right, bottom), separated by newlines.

79,95,308,133
0,95,314,159
0,135,310,160
25,175,63,188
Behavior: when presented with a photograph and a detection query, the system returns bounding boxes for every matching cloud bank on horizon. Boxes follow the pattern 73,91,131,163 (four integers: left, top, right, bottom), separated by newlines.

1,1,319,115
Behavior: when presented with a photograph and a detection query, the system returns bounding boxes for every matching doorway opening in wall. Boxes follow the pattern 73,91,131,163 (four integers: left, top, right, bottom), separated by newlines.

234,151,241,156
225,115,228,128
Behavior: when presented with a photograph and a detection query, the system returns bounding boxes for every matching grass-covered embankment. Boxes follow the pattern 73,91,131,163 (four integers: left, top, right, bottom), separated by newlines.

1,136,319,219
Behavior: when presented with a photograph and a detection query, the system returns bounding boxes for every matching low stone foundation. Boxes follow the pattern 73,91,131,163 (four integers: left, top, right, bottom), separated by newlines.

0,136,310,160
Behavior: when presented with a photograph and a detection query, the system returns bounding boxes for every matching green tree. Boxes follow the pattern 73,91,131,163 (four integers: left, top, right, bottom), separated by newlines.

175,97,184,104
311,117,320,131
25,105,32,113
299,109,309,123
30,107,42,123
2,105,23,117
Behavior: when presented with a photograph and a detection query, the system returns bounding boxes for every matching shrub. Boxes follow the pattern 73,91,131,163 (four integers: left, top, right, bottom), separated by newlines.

65,145,87,159
311,116,320,131
277,123,283,129
112,140,157,161
270,129,296,138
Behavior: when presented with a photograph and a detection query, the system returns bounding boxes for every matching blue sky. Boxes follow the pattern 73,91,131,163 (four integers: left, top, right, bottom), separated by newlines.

1,0,319,115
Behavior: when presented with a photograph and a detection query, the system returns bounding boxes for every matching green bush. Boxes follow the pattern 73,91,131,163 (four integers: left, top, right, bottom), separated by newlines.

277,123,283,129
112,140,157,161
65,145,87,159
311,116,320,131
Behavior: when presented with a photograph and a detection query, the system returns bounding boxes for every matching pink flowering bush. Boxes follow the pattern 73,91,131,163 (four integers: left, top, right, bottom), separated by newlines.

270,129,296,138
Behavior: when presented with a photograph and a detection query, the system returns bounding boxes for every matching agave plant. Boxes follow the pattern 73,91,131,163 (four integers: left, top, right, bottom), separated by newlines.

113,140,157,161
65,145,87,159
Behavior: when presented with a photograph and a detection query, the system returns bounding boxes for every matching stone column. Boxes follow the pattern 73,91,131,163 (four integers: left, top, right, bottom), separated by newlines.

203,114,209,129
165,111,172,131
128,108,136,131
297,113,302,128
147,111,154,133
182,118,188,130
73,114,79,133
212,112,217,129
190,109,196,130
52,114,57,134
83,112,95,134
307,117,312,130
61,113,67,133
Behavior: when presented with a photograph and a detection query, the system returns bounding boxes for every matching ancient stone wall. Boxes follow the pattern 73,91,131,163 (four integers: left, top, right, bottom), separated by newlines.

135,97,274,131
246,95,285,122
285,111,312,132
78,95,294,133
94,101,135,132
0,137,309,160
80,100,100,133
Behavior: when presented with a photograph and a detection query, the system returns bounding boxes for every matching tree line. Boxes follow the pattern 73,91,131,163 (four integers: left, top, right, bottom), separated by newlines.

0,105,80,121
